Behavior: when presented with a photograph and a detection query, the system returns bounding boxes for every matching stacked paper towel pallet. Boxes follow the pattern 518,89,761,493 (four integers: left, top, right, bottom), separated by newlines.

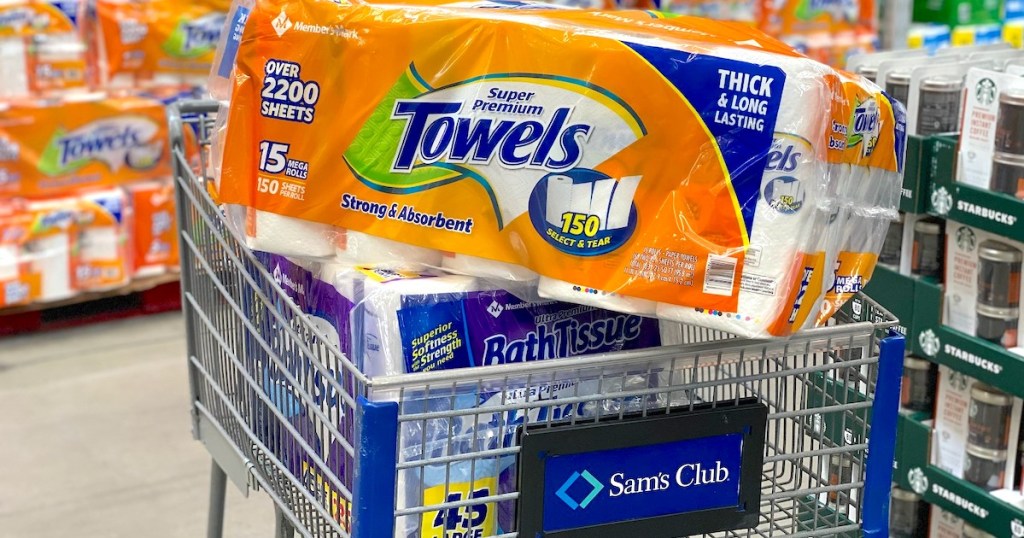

0,0,230,312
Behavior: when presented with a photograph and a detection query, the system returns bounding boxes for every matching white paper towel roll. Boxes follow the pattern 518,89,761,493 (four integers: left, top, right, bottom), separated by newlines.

538,277,657,316
357,272,481,378
334,229,442,269
546,175,573,226
441,252,538,282
0,38,28,99
607,175,641,230
0,244,18,281
24,233,73,302
245,209,336,259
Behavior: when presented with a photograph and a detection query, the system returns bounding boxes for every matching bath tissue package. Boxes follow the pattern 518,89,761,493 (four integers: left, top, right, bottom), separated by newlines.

249,250,672,536
214,0,902,337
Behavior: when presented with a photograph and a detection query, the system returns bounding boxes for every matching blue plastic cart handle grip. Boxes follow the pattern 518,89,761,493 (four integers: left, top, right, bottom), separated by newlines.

861,334,906,538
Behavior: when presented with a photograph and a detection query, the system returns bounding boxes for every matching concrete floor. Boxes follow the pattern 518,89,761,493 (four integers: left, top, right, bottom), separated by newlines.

0,313,274,537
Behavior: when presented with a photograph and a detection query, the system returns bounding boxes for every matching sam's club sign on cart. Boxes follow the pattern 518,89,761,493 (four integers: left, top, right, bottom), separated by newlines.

518,401,766,537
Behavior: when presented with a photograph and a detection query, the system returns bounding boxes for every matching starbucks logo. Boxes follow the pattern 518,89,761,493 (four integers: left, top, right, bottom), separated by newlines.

909,467,929,494
956,226,977,252
970,401,979,418
976,77,997,106
931,186,953,215
920,329,941,357
1012,518,1024,537
950,370,969,390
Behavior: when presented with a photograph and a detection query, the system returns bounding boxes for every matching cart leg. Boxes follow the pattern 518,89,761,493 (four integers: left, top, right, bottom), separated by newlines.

274,506,295,538
207,461,227,538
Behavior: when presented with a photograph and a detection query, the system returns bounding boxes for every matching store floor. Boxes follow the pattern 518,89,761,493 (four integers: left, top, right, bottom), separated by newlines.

0,313,273,537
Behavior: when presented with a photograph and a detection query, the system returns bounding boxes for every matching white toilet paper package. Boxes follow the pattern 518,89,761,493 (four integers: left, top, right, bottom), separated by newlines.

215,0,904,337
248,250,673,536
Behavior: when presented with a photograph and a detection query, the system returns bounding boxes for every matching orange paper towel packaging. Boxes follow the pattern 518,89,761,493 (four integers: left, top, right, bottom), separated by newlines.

214,0,900,337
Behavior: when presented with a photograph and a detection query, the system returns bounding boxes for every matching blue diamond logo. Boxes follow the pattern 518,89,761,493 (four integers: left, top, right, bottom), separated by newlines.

555,470,604,510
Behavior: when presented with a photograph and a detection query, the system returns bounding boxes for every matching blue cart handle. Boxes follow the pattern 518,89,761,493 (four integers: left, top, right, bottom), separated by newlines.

862,334,906,538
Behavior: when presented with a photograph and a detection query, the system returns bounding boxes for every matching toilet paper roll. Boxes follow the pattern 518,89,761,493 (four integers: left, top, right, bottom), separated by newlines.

537,277,657,316
358,273,481,378
25,233,73,302
245,208,336,259
441,252,538,282
0,38,28,98
334,229,442,269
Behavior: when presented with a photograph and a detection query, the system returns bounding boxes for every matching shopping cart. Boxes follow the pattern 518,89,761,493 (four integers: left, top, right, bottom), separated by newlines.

168,100,906,538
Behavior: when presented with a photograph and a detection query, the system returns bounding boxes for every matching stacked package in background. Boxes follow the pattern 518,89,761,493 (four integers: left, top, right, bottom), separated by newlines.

84,0,232,89
656,0,877,67
0,0,229,312
0,0,89,99
0,94,181,308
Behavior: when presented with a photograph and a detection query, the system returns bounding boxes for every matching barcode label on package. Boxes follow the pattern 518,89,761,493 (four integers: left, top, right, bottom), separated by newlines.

703,255,737,296
740,273,777,296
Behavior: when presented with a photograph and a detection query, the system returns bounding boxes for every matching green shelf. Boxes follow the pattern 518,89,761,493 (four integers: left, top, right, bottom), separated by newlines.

927,135,1024,242
913,324,1024,401
903,135,939,214
894,414,1024,536
862,266,942,357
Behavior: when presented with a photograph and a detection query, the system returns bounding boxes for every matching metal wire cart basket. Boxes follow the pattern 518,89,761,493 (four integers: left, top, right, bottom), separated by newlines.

169,101,906,538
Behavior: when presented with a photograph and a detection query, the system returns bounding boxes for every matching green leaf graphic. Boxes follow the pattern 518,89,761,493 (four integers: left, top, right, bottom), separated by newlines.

37,127,88,176
161,19,211,59
344,70,454,190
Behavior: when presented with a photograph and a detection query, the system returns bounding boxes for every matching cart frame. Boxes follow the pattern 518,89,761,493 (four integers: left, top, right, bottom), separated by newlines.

168,100,906,538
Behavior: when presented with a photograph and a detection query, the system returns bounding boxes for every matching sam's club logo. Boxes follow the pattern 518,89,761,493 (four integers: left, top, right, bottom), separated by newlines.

556,470,603,510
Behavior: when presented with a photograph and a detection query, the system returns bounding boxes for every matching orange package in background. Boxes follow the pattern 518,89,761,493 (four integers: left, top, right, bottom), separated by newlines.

127,179,178,277
760,0,876,37
89,0,232,88
72,188,130,291
0,94,170,198
0,0,87,98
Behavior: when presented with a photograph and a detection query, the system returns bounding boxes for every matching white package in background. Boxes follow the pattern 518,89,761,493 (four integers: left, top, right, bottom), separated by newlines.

957,68,1024,190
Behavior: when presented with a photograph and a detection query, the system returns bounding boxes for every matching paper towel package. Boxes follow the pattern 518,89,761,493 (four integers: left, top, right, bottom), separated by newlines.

75,189,130,291
127,180,180,278
24,197,78,301
213,0,903,337
0,204,40,307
